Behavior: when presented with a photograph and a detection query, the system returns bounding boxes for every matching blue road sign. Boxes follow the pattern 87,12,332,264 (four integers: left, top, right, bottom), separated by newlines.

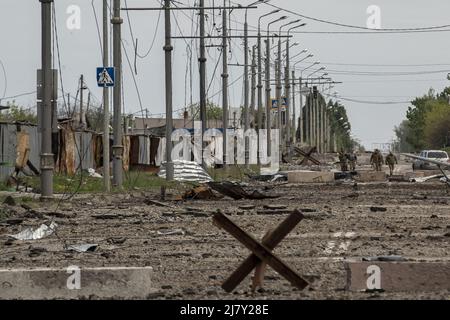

96,67,115,87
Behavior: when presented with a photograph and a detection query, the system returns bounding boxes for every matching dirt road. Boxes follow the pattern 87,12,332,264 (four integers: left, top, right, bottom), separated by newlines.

1,180,449,299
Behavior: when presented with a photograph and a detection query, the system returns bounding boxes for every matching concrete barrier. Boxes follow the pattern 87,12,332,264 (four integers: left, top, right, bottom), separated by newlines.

354,171,386,182
346,262,450,292
0,266,156,299
288,171,335,183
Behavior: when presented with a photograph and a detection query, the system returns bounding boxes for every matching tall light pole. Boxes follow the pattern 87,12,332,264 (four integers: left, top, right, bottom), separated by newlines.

39,0,54,200
164,0,174,180
245,1,266,166
102,0,110,191
199,0,207,168
112,0,123,188
301,61,320,145
292,52,312,144
258,9,279,163
285,23,306,149
266,16,287,157
222,2,229,166
307,66,325,152
277,20,299,150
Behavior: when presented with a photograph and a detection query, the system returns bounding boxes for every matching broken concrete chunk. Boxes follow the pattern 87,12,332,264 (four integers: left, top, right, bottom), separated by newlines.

9,221,57,240
66,243,98,253
156,228,185,236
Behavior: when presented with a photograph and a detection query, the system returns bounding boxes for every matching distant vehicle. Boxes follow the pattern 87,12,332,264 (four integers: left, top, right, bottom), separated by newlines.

403,152,450,187
411,150,449,170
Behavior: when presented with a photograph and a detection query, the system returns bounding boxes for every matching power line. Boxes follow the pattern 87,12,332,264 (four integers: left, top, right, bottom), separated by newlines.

1,91,37,100
263,2,450,32
91,0,104,59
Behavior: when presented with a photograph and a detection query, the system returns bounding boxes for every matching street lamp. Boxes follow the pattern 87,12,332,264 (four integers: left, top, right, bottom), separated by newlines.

256,9,279,133
307,66,326,79
265,15,287,154
291,49,308,61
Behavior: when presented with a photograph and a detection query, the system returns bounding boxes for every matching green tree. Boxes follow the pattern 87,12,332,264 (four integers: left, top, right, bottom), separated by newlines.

0,101,37,124
423,102,450,148
394,120,415,152
182,102,223,121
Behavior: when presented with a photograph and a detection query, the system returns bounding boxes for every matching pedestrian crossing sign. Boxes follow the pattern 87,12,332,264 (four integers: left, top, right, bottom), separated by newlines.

96,67,115,87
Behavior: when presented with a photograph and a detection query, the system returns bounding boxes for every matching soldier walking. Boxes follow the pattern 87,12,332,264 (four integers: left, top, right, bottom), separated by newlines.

385,151,398,176
370,149,384,172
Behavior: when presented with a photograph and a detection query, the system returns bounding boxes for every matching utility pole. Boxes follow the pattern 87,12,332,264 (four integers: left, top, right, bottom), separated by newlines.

284,40,291,149
299,77,304,145
276,38,282,147
221,4,229,166
265,38,271,157
199,0,207,168
102,0,110,192
250,45,256,126
243,9,249,166
67,93,71,116
164,0,174,180
79,74,84,126
291,70,296,143
39,0,53,200
112,0,123,188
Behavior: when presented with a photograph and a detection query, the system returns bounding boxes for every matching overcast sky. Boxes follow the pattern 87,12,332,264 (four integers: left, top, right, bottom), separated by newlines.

1,0,450,148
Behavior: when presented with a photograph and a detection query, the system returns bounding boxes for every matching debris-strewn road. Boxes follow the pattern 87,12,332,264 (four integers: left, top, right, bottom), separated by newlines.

1,181,449,299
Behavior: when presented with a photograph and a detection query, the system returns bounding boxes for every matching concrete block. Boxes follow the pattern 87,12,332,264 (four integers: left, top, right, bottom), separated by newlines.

288,171,335,183
345,262,450,292
354,171,386,182
0,266,156,299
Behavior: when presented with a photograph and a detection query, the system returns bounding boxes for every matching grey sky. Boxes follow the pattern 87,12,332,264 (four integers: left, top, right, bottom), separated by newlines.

1,0,450,148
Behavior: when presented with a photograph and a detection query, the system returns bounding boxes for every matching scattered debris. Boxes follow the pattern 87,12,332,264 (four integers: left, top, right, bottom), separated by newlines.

208,181,279,200
9,221,57,240
5,218,24,226
144,199,174,208
257,210,294,215
157,228,185,236
388,175,409,182
362,255,407,262
92,213,117,220
2,196,16,206
159,160,212,183
87,168,102,178
106,237,127,245
263,204,288,210
239,205,256,210
66,243,98,253
182,185,219,200
409,174,444,183
369,206,387,212
28,246,47,257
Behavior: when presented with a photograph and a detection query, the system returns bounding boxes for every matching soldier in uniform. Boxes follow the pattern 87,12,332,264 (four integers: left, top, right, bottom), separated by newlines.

370,149,384,171
385,151,398,176
347,151,358,172
338,150,348,172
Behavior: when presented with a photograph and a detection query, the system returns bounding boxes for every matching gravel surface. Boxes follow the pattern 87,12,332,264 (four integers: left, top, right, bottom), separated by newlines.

1,180,449,300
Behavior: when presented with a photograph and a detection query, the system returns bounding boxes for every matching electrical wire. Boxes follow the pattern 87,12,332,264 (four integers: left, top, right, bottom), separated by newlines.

262,2,450,32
